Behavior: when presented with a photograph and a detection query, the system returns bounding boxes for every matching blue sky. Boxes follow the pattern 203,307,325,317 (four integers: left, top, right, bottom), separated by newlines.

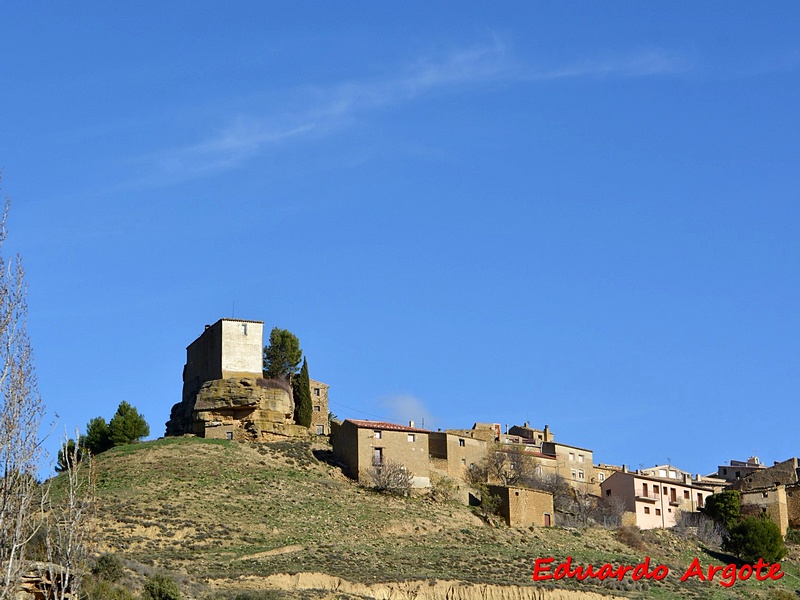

2,3,799,476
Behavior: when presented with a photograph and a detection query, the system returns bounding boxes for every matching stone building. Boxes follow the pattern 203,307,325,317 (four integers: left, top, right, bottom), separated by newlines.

428,431,488,480
740,485,790,536
331,419,432,488
309,379,329,435
541,441,599,494
729,457,800,492
488,485,554,528
507,423,553,447
166,318,313,440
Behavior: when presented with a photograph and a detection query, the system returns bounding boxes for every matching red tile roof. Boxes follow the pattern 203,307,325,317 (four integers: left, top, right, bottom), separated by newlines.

345,419,432,434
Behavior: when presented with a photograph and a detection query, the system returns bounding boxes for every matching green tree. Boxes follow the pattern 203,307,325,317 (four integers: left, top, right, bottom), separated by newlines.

292,357,312,428
107,401,149,446
704,490,742,531
83,416,112,455
262,327,302,380
725,516,787,563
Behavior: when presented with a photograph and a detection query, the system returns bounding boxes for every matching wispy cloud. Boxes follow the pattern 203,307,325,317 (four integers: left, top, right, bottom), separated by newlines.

381,394,437,430
144,42,687,185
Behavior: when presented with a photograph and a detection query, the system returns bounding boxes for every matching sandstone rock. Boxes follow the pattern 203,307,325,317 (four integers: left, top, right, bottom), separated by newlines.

166,377,302,440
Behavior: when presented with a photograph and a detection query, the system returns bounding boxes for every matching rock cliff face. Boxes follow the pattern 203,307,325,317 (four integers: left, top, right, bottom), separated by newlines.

166,377,308,440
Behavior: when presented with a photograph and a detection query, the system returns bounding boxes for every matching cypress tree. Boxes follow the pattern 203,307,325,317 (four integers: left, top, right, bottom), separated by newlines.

292,358,312,428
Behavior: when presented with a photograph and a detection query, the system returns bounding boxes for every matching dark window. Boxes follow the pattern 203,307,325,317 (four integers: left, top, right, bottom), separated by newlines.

459,439,465,447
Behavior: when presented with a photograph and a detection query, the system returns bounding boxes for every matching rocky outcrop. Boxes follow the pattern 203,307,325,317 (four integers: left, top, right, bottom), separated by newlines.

166,377,307,440
216,572,627,600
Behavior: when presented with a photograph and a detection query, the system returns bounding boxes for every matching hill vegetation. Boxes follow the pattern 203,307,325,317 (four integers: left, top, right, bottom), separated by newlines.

86,436,800,600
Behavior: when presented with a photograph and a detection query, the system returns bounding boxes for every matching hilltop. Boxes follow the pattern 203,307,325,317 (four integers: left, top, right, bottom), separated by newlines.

88,437,800,599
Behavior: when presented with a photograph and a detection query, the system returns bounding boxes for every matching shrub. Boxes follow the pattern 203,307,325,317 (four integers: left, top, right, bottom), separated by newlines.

725,516,787,563
429,473,459,503
84,578,136,600
367,460,413,495
92,553,124,582
785,528,800,545
616,525,646,551
141,573,182,600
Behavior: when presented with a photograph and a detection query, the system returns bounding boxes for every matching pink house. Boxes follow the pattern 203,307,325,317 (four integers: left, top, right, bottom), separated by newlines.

601,470,715,529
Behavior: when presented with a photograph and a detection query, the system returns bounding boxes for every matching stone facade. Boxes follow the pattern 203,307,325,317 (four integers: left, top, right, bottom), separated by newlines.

729,457,800,492
331,419,432,488
508,423,553,447
601,471,715,529
309,379,329,435
429,432,488,480
741,485,790,536
541,441,599,494
489,485,554,528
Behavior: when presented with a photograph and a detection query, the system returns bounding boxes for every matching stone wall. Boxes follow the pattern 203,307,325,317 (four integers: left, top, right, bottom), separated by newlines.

309,379,329,435
489,485,554,528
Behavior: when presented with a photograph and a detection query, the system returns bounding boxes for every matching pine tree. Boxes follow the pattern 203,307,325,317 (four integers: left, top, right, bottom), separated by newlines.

83,416,112,455
292,358,312,428
108,401,150,446
263,327,302,380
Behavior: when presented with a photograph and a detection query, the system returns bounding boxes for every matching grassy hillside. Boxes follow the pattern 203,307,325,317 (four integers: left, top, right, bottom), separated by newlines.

89,437,800,599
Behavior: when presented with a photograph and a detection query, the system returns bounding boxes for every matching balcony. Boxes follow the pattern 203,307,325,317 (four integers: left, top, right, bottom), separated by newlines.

635,492,660,503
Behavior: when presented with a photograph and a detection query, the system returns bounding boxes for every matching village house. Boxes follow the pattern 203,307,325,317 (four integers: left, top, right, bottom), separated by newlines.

428,431,488,480
488,485,554,528
728,457,800,492
540,440,599,494
710,456,768,483
331,419,433,488
600,469,716,529
507,423,554,448
740,484,791,536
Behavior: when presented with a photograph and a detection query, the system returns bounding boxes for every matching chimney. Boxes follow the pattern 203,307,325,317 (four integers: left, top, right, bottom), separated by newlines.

544,425,550,440
622,464,628,473
524,421,529,428
409,420,414,428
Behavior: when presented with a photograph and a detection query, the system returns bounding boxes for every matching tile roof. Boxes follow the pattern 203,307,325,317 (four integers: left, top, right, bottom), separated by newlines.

345,419,432,434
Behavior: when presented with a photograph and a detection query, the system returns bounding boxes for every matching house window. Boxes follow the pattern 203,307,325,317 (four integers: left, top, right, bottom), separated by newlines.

315,425,324,435
697,493,704,508
655,509,661,516
606,489,611,497
735,471,741,478
408,433,415,442
569,452,575,461
314,388,320,396
684,490,690,500
226,431,233,440
578,470,585,480
644,507,650,514
723,468,728,475
459,439,465,447
578,454,584,463
373,448,383,466
669,471,677,478
313,405,321,412
658,469,667,477
762,492,769,498
571,469,577,480
242,323,247,335
642,483,649,496
374,430,382,439
598,473,605,482
461,458,466,465
662,486,668,495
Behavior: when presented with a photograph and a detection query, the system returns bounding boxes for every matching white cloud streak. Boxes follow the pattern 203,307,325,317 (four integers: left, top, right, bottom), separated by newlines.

147,42,688,184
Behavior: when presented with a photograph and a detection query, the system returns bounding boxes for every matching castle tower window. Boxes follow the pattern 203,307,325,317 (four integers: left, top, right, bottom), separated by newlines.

407,433,416,442
313,405,321,412
314,388,320,396
242,323,247,335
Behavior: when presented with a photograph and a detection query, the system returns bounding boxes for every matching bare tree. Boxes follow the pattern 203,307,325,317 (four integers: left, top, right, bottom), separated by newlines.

0,192,45,600
39,432,95,600
367,460,413,495
486,446,540,487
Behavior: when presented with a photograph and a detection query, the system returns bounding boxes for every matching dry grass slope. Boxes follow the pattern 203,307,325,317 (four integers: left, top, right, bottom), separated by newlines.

90,437,800,599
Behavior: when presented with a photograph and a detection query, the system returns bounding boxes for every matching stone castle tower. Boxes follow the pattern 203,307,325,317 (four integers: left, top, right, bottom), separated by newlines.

166,318,318,440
